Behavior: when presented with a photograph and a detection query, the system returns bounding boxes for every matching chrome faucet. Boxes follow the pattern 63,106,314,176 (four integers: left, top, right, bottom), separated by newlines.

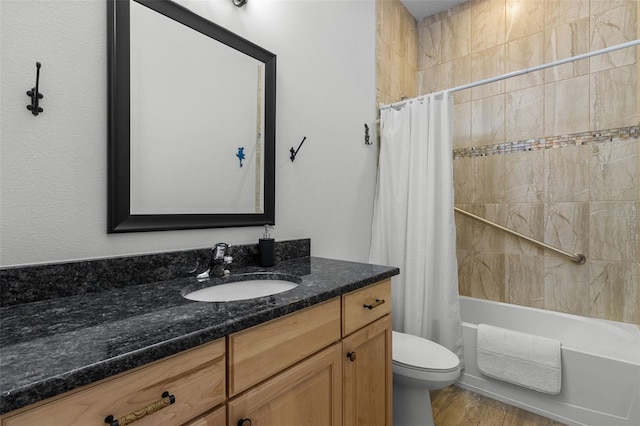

197,243,233,279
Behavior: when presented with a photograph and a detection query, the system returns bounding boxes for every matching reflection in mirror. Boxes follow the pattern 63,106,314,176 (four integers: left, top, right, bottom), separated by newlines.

108,0,276,232
130,1,265,214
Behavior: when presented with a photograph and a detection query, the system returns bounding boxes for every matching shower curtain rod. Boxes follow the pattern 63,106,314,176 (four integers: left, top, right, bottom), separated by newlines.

454,207,587,264
380,39,640,110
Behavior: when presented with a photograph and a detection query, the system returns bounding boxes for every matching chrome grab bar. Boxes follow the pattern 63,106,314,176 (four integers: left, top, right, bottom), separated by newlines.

454,207,586,264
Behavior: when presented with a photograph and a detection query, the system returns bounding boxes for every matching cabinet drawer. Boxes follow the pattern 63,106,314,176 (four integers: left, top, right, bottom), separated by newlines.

2,339,225,426
228,298,341,396
342,279,391,336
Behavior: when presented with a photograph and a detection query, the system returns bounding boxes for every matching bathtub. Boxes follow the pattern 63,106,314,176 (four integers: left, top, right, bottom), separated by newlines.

457,296,640,426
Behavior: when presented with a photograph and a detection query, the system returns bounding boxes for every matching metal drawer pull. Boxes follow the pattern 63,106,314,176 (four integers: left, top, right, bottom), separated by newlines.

104,391,175,426
363,299,385,310
347,351,357,362
238,419,252,426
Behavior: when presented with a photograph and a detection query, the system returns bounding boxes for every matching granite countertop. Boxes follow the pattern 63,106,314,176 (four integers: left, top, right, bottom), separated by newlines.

0,256,398,415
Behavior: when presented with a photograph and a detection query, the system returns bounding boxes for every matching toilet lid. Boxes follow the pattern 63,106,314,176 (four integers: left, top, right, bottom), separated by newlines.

392,331,460,371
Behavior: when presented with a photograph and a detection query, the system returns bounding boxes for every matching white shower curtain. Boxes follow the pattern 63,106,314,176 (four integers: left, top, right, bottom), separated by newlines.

369,93,464,363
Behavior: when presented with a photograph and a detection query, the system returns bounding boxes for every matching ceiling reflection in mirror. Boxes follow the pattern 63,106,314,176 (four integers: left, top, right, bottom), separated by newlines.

108,0,276,232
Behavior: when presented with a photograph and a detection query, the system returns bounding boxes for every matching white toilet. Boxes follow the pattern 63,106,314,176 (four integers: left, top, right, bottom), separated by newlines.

392,330,461,426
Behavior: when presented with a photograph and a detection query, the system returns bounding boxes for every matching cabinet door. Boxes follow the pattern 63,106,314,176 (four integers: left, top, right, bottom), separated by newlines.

227,343,342,426
343,315,392,426
183,405,225,426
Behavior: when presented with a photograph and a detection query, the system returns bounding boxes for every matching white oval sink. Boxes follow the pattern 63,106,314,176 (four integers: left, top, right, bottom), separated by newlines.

184,279,298,302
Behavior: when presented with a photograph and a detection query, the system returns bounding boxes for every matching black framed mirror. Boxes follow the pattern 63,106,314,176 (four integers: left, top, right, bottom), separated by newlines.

107,0,276,233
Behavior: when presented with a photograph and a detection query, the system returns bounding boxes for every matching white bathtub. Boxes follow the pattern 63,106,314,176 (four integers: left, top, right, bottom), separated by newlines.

457,296,640,426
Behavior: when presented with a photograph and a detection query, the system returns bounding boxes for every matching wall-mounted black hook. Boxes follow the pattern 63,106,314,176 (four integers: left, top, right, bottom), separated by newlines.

26,62,44,116
364,124,371,145
290,136,307,162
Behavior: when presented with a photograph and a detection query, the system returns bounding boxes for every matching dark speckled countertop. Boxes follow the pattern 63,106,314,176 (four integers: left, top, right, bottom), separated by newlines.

0,251,398,415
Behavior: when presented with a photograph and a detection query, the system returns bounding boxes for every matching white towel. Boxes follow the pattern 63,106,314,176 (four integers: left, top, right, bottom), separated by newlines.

476,324,562,395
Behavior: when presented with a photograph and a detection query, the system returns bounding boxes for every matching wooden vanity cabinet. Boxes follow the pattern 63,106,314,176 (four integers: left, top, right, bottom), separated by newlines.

1,279,393,426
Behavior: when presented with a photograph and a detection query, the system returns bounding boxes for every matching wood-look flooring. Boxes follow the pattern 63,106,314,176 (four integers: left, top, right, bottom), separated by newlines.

430,386,567,426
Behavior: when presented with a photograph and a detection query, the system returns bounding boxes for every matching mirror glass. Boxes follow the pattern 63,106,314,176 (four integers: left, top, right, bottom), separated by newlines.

108,0,276,232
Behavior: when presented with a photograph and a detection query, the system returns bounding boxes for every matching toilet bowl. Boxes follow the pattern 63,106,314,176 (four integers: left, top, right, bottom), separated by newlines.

392,330,461,426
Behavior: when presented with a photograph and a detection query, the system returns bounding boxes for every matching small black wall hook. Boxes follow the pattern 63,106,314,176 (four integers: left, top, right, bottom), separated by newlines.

26,62,44,116
290,136,307,162
364,124,371,145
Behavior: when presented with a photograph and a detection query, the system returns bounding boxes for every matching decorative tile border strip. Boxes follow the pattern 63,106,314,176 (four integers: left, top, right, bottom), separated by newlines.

453,126,639,159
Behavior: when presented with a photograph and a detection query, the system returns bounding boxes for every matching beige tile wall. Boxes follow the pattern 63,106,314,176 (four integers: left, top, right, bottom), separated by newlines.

454,138,639,324
376,0,418,106
376,0,639,324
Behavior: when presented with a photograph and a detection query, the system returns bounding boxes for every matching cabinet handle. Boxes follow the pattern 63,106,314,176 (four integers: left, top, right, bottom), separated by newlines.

347,351,357,362
363,299,385,310
104,391,175,426
238,419,252,426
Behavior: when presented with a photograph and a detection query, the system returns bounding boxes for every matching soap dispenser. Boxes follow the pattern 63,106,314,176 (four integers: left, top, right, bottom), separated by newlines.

259,225,275,267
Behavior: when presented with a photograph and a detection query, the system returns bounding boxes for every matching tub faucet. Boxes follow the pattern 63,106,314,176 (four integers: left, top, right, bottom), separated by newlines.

197,243,233,279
